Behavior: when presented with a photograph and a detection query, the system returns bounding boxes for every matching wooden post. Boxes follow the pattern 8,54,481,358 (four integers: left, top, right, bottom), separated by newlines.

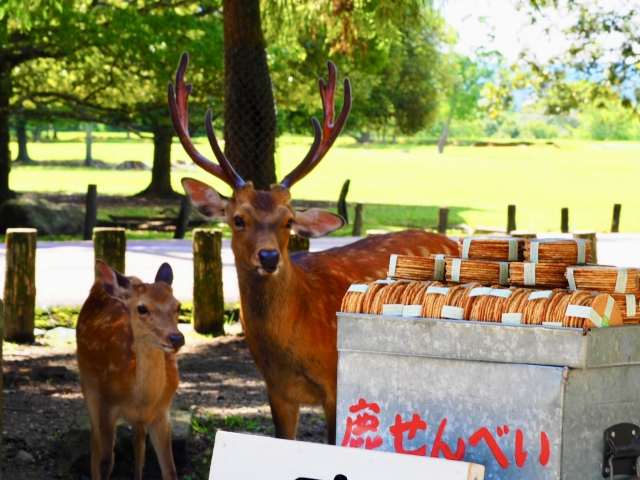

437,207,449,234
192,229,225,336
84,184,98,241
288,233,310,252
3,228,37,343
611,204,621,233
507,204,516,234
174,196,192,240
337,179,350,224
561,208,569,234
352,203,364,236
93,227,126,275
573,231,597,264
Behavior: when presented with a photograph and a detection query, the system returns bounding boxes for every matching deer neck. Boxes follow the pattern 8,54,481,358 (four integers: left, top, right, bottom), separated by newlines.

132,340,166,406
235,250,303,327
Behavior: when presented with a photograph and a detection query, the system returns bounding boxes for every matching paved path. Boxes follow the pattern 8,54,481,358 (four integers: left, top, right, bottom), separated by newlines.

0,237,359,307
0,234,639,307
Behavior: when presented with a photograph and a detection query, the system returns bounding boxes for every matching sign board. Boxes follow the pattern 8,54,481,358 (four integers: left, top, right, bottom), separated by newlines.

209,431,484,480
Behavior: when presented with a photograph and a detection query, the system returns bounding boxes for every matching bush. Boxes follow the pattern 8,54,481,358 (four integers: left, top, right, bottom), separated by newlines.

495,118,521,138
523,120,559,139
576,102,640,140
0,198,84,235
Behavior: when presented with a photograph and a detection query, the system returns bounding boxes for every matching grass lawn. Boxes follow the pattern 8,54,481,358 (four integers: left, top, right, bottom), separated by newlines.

8,135,640,234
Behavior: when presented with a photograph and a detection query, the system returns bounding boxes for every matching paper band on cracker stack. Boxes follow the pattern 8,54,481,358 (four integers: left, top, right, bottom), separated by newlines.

439,283,482,320
341,282,373,313
468,286,514,323
446,258,510,286
611,294,639,324
508,263,569,289
420,282,452,319
524,238,591,265
458,237,524,262
499,288,554,325
388,254,446,281
566,267,640,294
539,291,620,328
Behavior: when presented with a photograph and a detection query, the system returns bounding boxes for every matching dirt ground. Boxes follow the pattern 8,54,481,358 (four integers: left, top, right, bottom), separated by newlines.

2,327,327,479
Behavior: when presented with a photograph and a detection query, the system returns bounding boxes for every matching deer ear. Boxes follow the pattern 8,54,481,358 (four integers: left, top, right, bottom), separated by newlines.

182,177,228,219
292,209,345,238
155,262,174,286
96,260,132,301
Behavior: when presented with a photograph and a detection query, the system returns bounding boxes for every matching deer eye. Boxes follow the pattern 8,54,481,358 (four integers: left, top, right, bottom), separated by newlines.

137,305,149,315
233,215,245,229
285,218,294,229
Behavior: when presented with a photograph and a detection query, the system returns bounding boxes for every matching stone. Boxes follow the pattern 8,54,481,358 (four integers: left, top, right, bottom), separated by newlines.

15,450,35,464
43,326,77,342
0,198,84,236
58,408,193,477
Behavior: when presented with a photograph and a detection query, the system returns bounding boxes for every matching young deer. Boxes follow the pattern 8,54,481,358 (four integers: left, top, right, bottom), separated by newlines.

168,53,458,444
76,260,185,480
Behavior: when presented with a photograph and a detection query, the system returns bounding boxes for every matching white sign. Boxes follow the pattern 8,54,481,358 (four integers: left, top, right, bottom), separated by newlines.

209,431,485,480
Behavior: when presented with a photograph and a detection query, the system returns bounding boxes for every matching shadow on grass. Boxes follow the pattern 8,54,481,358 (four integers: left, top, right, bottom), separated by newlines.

328,203,481,236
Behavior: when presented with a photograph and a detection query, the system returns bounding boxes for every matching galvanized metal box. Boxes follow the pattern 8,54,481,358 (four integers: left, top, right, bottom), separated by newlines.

336,313,640,479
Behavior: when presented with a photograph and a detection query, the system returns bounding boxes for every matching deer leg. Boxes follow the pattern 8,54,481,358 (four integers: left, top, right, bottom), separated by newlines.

84,388,117,480
268,390,300,440
94,411,118,478
132,423,147,480
323,398,337,445
148,410,177,480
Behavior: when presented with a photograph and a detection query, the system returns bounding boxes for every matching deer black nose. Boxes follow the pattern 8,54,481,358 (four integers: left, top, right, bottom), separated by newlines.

169,333,185,350
258,249,280,272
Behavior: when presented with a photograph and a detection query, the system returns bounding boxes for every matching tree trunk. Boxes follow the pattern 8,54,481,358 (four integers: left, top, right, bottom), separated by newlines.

136,128,177,197
0,23,13,204
15,115,31,162
32,125,41,142
223,0,277,190
85,122,94,167
52,123,58,140
437,109,453,154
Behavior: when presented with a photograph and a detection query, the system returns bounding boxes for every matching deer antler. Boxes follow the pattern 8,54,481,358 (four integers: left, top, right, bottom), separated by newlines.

168,52,245,189
279,61,352,189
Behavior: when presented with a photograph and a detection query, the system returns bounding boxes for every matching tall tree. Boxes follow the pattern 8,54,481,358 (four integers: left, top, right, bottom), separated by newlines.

514,0,640,116
222,0,437,188
264,6,448,145
14,1,224,197
0,0,85,203
437,54,491,153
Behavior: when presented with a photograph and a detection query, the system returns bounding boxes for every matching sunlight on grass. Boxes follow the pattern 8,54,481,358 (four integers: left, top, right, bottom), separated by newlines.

9,137,640,233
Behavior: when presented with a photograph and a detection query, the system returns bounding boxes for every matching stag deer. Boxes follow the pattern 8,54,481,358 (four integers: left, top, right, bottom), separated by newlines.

168,53,458,444
76,261,185,480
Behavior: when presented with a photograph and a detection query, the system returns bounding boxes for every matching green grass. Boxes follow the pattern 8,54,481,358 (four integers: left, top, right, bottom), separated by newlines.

33,302,240,330
9,136,640,233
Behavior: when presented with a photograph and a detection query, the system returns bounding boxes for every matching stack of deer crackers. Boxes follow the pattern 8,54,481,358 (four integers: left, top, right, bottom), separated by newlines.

341,235,640,328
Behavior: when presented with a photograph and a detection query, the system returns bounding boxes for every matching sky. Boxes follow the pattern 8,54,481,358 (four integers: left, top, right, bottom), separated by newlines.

441,0,634,66
440,0,574,63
